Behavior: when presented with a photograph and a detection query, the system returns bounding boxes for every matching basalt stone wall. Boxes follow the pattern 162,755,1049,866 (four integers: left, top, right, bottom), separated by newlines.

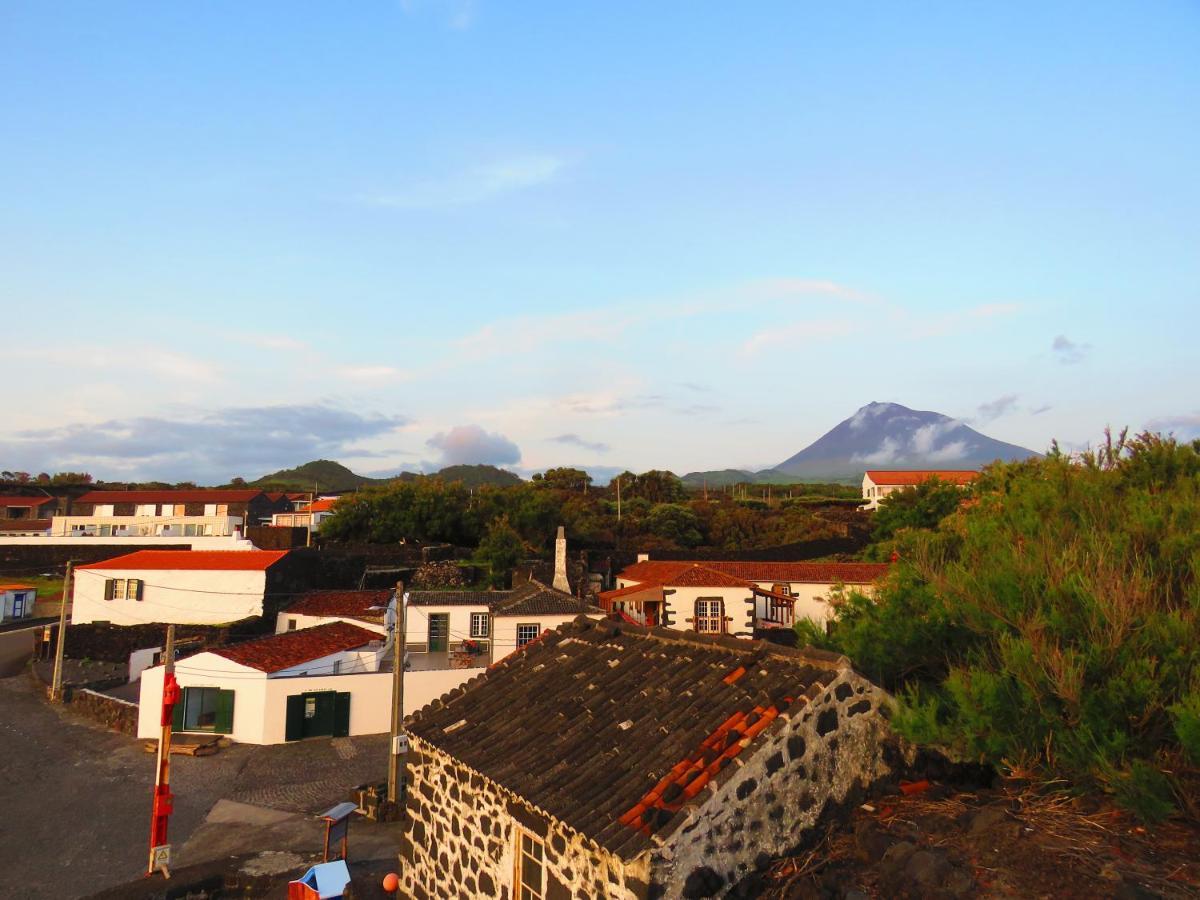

70,688,139,735
401,736,653,900
652,668,897,898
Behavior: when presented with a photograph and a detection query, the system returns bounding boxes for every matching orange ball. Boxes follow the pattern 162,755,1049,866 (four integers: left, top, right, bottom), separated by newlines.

382,872,400,892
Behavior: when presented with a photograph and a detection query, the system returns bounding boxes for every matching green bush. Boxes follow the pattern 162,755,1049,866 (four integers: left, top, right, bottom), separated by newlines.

807,433,1200,819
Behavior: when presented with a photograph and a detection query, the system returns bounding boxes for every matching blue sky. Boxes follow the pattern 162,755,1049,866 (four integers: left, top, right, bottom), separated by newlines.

2,1,1198,482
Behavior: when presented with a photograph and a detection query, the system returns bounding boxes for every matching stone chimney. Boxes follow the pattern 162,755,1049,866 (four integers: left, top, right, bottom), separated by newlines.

636,552,650,563
552,526,570,593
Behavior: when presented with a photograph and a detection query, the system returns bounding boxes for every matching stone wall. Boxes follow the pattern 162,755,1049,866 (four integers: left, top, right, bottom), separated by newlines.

652,667,897,898
400,735,653,900
68,688,139,735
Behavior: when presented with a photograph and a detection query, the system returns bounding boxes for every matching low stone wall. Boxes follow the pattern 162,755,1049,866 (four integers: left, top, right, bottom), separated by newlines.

68,688,139,735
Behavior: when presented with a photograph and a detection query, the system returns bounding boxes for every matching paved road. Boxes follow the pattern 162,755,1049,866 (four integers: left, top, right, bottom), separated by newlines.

0,625,41,677
0,674,391,899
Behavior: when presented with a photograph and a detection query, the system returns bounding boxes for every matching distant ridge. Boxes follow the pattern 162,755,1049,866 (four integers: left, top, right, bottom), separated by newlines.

249,460,523,491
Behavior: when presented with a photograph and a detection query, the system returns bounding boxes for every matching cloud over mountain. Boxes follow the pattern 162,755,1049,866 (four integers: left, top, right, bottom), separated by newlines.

426,425,521,466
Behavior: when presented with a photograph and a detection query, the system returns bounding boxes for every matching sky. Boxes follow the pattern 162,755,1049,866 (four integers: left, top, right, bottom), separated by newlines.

2,2,1198,483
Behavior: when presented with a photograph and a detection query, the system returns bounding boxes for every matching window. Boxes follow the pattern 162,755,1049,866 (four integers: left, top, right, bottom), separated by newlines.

515,830,545,900
332,660,341,674
127,579,143,601
176,687,234,734
470,613,490,639
694,598,725,634
135,504,156,517
112,579,126,600
516,624,540,648
106,579,143,601
287,618,298,631
770,583,791,597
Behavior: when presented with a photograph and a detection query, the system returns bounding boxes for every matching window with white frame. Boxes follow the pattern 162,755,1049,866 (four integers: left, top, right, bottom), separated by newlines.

694,598,725,634
470,612,490,639
516,624,540,648
106,578,143,602
515,829,545,900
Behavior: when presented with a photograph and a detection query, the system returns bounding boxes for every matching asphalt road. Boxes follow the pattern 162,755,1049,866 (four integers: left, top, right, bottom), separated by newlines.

0,674,390,899
0,625,41,677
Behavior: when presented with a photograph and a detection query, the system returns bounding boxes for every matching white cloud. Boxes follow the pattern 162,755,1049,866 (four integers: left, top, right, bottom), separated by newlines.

426,424,521,466
1145,413,1200,440
739,319,855,355
926,440,970,462
1052,334,1090,365
854,437,902,465
364,154,566,210
976,394,1020,423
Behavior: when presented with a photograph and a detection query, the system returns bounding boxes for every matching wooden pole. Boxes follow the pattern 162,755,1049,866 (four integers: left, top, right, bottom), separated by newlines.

147,624,177,876
387,582,407,809
50,561,73,703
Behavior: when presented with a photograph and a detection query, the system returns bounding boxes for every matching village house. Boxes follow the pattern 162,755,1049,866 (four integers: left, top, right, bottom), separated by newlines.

71,549,294,626
407,579,602,669
276,588,394,637
600,559,890,637
860,469,979,510
1,583,38,621
0,494,57,534
400,616,896,900
50,488,288,538
270,496,339,533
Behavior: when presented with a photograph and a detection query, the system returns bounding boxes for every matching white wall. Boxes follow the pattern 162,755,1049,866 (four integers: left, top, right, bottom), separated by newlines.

128,646,163,682
404,603,490,652
72,567,268,626
138,660,481,744
274,611,387,637
0,534,253,550
1,588,36,620
659,585,756,637
491,613,586,661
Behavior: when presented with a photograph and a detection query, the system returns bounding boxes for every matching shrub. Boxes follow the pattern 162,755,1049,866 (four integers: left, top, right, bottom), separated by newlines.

808,433,1200,819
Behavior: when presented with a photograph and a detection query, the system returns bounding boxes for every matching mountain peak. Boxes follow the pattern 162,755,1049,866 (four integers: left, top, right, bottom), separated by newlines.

776,402,1038,480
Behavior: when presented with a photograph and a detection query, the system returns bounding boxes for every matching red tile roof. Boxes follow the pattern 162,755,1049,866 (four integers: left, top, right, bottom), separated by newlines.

76,489,266,504
864,470,979,487
211,621,379,673
285,589,392,619
309,498,338,513
0,584,36,591
77,550,289,571
619,559,890,587
0,495,56,508
0,519,51,532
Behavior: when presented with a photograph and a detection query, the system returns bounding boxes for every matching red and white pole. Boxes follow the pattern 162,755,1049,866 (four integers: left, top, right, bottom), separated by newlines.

148,625,178,876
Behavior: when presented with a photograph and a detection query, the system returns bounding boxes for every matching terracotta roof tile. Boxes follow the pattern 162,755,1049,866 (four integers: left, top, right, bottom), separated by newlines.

212,621,380,673
76,489,267,504
619,559,889,586
285,589,392,618
78,550,289,571
864,469,979,487
0,495,56,509
408,581,600,617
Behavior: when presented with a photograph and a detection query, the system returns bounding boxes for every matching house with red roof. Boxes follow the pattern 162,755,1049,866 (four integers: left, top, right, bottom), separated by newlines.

71,549,294,626
276,588,395,637
0,494,57,535
861,469,979,510
270,495,341,534
601,558,890,636
50,488,289,540
136,621,393,744
1,583,39,620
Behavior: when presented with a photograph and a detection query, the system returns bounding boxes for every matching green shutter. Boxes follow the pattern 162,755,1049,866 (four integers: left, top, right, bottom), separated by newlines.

334,692,351,738
172,689,185,731
285,694,305,741
214,690,235,734
104,580,115,602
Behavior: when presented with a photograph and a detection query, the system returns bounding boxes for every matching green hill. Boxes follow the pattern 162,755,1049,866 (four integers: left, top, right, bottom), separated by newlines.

432,464,523,488
250,459,383,491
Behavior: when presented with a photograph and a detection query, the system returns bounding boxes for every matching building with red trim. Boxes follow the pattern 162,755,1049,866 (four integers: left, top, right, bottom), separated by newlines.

861,469,979,509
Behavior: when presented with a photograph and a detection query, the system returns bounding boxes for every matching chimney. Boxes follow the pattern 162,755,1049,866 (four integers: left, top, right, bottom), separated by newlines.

636,552,650,563
552,526,570,593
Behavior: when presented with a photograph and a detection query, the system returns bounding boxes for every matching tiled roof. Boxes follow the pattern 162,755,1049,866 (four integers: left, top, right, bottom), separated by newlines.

619,559,890,586
0,584,36,591
864,469,979,487
76,489,266,504
285,589,392,619
408,617,848,855
211,621,379,673
309,498,338,512
408,581,601,617
0,519,51,532
597,582,664,604
0,496,55,508
77,550,289,571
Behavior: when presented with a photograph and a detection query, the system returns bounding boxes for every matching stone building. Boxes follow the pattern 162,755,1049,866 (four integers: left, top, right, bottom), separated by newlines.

400,616,897,899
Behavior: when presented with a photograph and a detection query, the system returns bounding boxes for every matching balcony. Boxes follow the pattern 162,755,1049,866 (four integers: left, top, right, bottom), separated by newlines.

49,515,245,538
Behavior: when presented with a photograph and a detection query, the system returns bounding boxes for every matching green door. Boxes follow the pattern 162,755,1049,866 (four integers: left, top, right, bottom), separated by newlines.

285,694,305,741
334,692,351,738
428,613,449,652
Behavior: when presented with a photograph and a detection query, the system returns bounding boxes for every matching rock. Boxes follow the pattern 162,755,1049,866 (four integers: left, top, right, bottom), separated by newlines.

1113,881,1162,900
878,840,917,885
844,891,869,900
904,849,952,890
968,805,1009,836
853,819,893,863
943,868,976,898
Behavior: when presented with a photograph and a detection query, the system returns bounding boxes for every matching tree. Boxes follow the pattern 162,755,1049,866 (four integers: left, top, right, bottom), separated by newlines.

870,477,965,542
644,503,703,548
532,467,593,492
475,515,525,588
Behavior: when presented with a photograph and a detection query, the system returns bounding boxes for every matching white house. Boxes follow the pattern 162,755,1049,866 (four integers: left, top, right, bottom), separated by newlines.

406,579,602,669
271,497,339,533
137,619,482,744
1,583,38,621
72,549,292,626
861,469,979,510
276,588,394,637
601,559,891,637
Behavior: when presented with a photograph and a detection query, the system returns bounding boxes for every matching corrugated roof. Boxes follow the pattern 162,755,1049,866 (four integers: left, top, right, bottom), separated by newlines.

77,550,289,571
408,617,849,855
76,489,266,504
211,621,379,673
864,470,979,487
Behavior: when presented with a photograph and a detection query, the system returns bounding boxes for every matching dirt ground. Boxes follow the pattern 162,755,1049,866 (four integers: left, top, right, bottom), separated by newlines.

751,778,1200,899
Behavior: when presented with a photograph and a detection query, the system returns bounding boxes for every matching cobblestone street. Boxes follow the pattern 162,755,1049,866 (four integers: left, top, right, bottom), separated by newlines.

0,673,392,898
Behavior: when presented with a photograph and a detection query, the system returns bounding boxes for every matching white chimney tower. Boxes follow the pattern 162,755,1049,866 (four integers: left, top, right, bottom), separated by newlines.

552,525,570,593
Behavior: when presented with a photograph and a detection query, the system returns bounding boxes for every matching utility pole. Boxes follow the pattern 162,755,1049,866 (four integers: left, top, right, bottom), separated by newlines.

616,476,622,522
50,561,73,703
387,581,407,813
148,624,178,877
